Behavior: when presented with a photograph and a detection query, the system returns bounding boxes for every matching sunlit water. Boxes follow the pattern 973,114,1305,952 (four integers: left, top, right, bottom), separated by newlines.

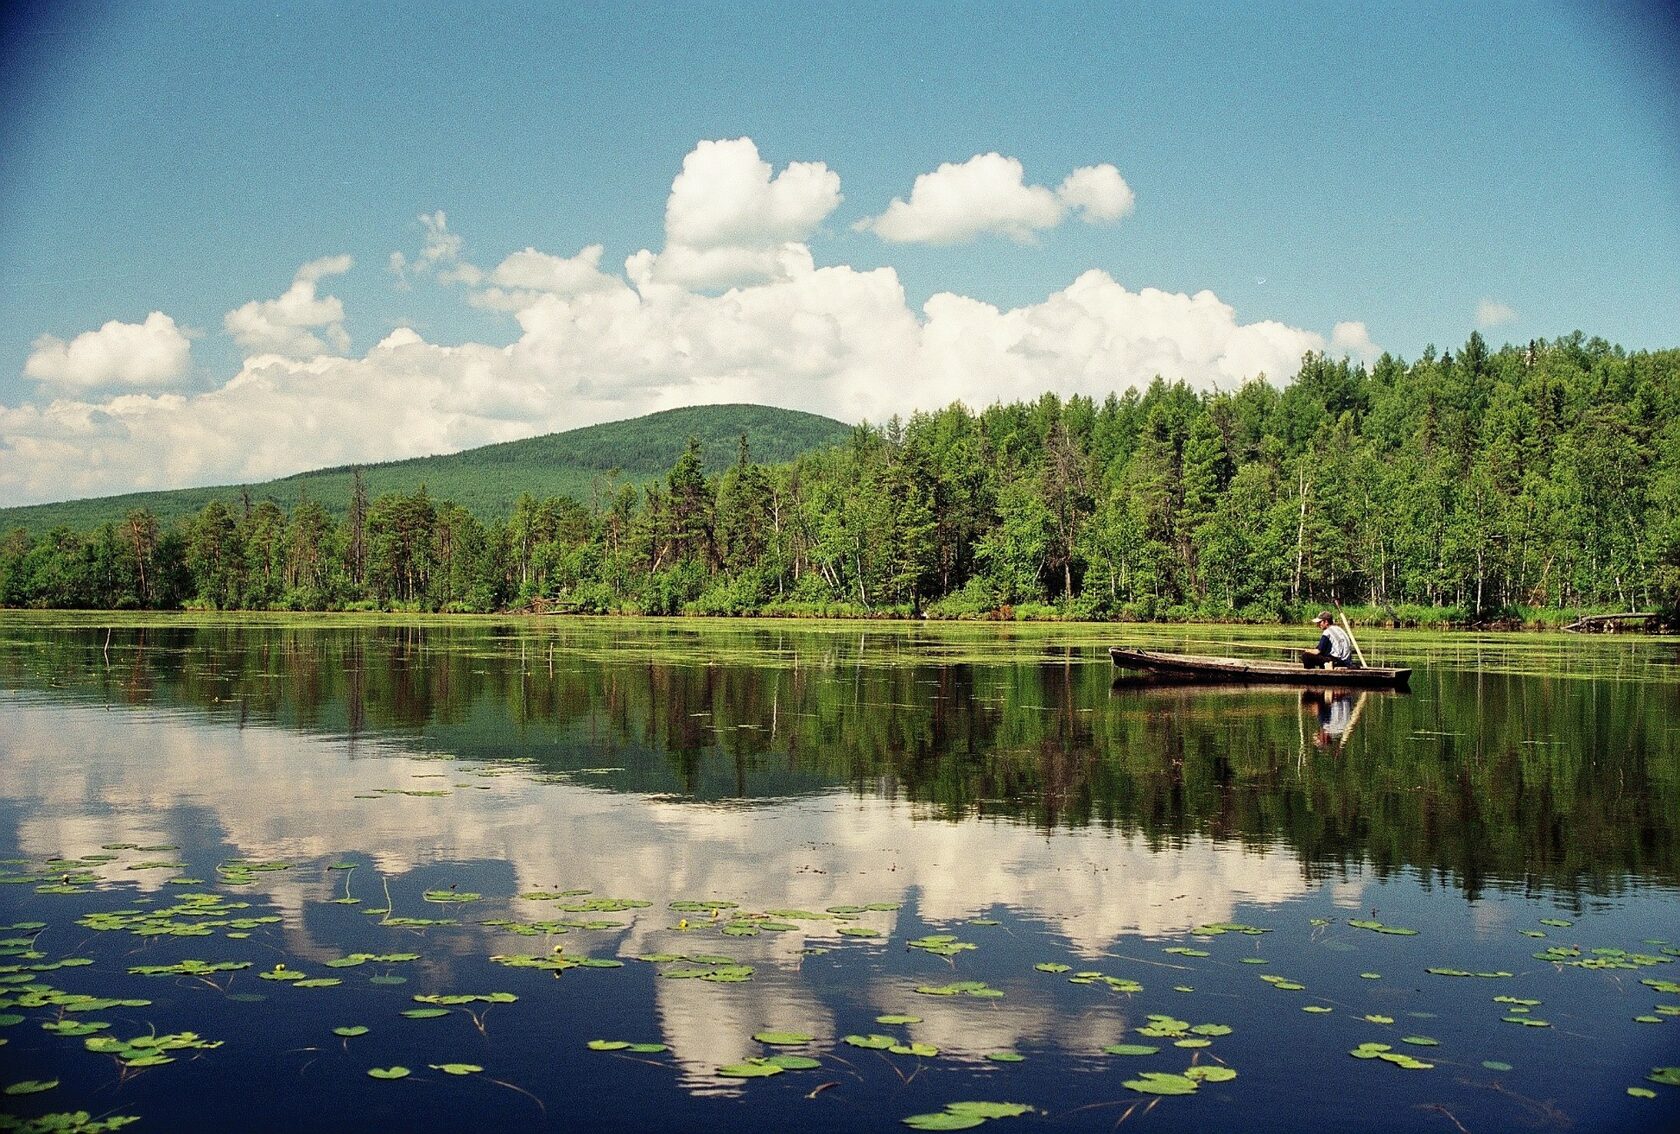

2,616,1677,1132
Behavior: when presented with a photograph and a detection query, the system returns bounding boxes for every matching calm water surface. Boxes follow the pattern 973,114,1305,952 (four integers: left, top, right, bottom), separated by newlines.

1,615,1677,1133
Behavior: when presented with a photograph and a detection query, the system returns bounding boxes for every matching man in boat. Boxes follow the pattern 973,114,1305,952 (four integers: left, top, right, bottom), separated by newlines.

1301,611,1357,669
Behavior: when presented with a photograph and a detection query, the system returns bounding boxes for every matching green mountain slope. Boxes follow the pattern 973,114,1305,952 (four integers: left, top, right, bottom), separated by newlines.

0,403,853,533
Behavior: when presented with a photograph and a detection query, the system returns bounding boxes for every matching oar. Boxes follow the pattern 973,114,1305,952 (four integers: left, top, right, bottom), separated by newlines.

1334,601,1369,668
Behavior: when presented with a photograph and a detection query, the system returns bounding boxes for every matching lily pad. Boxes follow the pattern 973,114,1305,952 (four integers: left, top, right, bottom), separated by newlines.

429,1063,483,1075
945,1102,1032,1118
4,1079,59,1096
367,1066,410,1080
718,1059,784,1078
332,1025,369,1037
764,1054,821,1070
1185,1065,1238,1083
1123,1071,1199,1096
753,1031,813,1045
1103,1044,1160,1056
901,1114,985,1131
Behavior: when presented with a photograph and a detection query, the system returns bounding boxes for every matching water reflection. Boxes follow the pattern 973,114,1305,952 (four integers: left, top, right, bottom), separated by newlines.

2,618,1677,895
2,695,1314,1086
3,619,1679,1133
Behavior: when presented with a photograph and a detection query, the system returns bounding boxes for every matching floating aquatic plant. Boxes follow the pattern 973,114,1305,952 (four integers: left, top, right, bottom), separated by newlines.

753,1031,813,1045
1348,919,1418,936
1123,1071,1199,1096
903,1101,1032,1129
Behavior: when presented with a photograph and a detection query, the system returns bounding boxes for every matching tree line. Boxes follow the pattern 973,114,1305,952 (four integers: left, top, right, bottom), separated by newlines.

3,331,1677,624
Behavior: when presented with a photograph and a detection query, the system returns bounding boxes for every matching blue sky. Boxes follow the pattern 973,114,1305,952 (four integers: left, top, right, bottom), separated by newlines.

1,0,1676,505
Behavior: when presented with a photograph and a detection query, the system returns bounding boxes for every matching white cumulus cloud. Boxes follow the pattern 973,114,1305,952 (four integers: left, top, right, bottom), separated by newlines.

470,244,622,312
1476,298,1517,328
664,137,841,251
632,138,842,290
1056,163,1135,222
223,256,353,357
857,154,1134,244
1,139,1358,507
1330,320,1383,363
23,312,192,391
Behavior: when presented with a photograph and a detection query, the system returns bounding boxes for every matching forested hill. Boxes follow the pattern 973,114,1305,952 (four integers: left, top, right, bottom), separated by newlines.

0,404,853,534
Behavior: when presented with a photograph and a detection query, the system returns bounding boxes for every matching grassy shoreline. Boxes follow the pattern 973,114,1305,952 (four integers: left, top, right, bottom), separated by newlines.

0,604,1668,635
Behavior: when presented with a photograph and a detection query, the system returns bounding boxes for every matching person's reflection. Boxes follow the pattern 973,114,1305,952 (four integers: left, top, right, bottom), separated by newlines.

1301,689,1359,749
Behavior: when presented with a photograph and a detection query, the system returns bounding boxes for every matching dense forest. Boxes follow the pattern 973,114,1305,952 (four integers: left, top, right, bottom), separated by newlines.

3,331,1677,624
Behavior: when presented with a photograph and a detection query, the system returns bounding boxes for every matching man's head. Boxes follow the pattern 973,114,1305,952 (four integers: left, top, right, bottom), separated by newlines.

1315,611,1334,627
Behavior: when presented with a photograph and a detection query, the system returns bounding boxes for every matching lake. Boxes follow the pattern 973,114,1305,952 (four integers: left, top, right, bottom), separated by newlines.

1,615,1677,1133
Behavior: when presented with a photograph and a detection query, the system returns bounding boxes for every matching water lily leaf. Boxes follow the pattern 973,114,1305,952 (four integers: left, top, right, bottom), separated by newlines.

753,1031,813,1045
1377,1053,1434,1070
718,1060,784,1078
876,1015,922,1025
1628,1087,1657,1098
1174,1037,1212,1048
1348,919,1418,936
429,1063,483,1075
1240,958,1270,965
367,1066,409,1080
1303,1005,1333,1014
4,1079,58,1095
1103,1044,1160,1056
1401,1036,1439,1046
1123,1072,1199,1096
628,1043,667,1053
1647,1066,1680,1086
1034,962,1072,973
890,1042,939,1057
945,1102,1032,1118
1360,972,1382,979
901,1113,984,1131
843,1034,897,1050
1482,1060,1513,1072
764,1054,821,1070
587,1040,629,1050
1364,1015,1394,1024
1539,918,1573,928
401,1008,450,1019
1185,1065,1237,1083
986,1052,1025,1062
332,1026,369,1037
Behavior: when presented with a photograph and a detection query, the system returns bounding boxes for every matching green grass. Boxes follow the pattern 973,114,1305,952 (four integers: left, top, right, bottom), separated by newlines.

0,403,852,533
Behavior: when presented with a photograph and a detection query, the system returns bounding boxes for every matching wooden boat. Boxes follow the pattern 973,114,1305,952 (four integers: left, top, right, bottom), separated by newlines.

1109,646,1411,689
